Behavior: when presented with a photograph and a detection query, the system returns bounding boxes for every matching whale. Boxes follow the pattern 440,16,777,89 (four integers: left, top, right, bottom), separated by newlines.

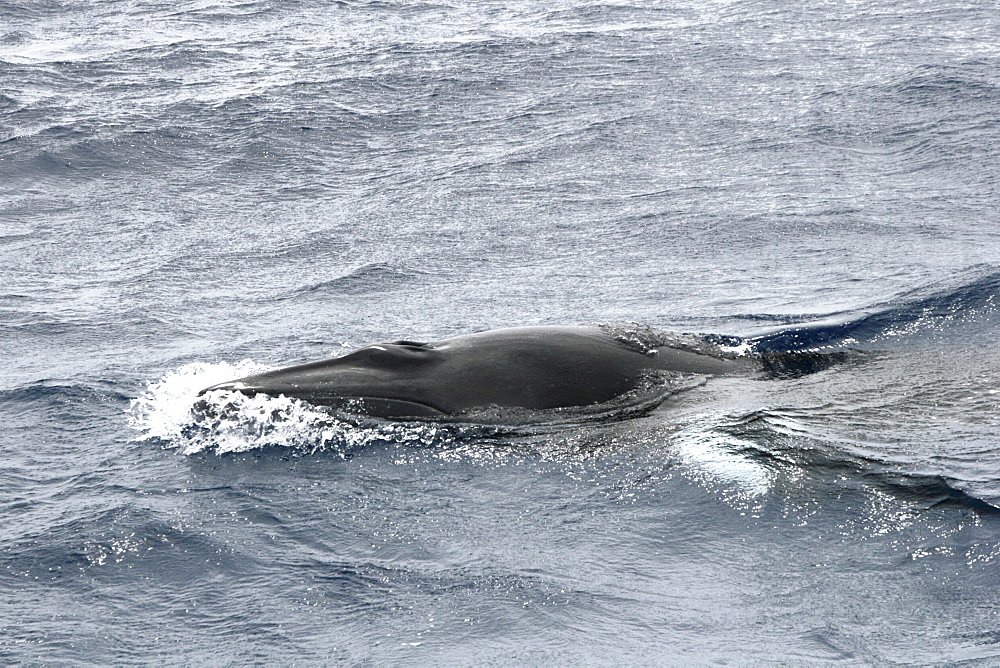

199,325,754,421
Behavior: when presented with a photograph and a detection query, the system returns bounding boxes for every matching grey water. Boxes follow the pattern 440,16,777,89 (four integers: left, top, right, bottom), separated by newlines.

2,0,999,664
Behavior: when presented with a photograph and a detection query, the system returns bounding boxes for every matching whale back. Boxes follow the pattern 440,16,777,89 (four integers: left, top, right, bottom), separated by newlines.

199,325,747,419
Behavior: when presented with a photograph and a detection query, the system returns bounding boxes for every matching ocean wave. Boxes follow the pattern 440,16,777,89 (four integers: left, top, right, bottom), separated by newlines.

745,267,1000,352
0,503,246,584
295,263,430,296
885,63,1000,107
0,380,130,413
694,408,1000,517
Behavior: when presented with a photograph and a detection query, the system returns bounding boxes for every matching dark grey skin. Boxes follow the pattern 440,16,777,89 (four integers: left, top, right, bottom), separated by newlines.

200,325,750,420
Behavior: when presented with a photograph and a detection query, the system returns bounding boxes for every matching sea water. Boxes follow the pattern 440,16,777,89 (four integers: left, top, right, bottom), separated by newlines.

2,0,999,663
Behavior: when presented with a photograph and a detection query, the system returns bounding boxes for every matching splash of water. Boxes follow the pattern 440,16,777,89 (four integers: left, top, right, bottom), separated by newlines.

128,360,272,441
127,361,482,456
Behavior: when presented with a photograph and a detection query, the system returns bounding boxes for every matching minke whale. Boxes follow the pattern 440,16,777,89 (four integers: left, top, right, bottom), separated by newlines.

199,324,756,421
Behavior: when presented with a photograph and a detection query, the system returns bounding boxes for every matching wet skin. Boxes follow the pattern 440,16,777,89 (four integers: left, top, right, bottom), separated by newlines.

200,326,748,420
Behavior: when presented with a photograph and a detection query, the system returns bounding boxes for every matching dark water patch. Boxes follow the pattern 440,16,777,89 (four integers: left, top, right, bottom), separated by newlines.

0,1,62,21
0,93,20,112
0,124,133,184
284,557,395,601
0,503,250,584
0,311,116,339
297,263,431,296
709,408,1000,520
0,381,131,420
866,472,1000,516
748,267,1000,352
1,31,33,44
8,123,90,145
0,59,73,91
756,349,860,379
542,3,680,25
90,38,250,73
165,0,297,22
0,227,37,244
805,61,999,172
246,235,351,262
886,63,1000,107
0,292,36,304
2,125,213,183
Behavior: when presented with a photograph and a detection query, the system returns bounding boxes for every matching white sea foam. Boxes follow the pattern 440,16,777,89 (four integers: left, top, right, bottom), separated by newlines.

128,360,271,439
717,339,755,357
127,361,469,456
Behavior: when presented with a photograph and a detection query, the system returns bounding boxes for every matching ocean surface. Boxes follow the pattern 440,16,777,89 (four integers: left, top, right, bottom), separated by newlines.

2,0,999,663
